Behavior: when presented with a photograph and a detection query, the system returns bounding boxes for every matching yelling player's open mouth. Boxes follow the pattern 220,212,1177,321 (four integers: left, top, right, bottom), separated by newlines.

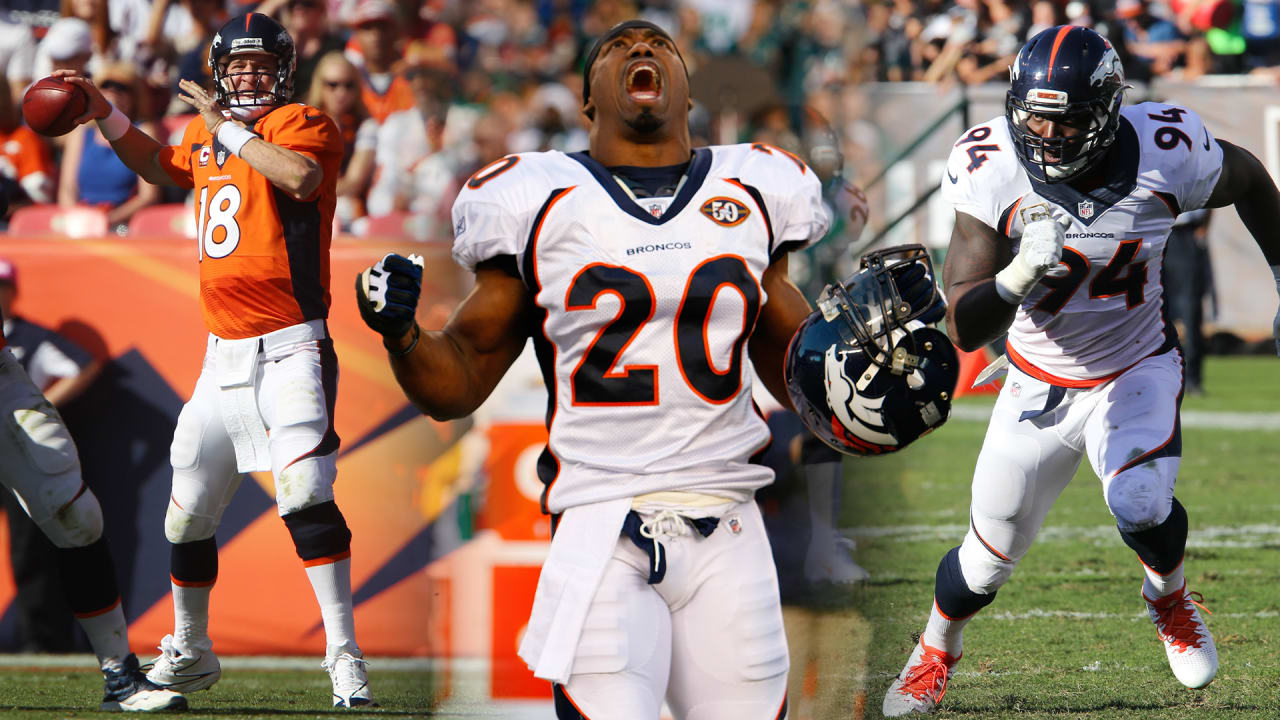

625,61,663,103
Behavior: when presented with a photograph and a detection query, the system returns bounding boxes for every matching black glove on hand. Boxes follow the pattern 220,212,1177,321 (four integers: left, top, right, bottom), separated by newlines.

890,260,946,325
356,252,424,339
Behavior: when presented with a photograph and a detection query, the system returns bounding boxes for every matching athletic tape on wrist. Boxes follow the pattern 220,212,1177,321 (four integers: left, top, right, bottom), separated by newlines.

96,105,131,141
216,121,258,156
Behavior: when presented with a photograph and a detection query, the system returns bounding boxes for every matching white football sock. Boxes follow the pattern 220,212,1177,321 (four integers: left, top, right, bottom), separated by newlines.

1142,561,1185,599
921,601,973,658
77,601,130,662
306,557,357,651
173,583,213,652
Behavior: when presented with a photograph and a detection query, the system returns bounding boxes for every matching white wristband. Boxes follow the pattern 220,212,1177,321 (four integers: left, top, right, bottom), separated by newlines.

993,254,1043,305
216,121,258,156
96,105,131,141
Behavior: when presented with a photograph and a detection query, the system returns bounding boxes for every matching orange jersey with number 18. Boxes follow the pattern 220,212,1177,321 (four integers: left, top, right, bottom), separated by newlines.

158,104,343,339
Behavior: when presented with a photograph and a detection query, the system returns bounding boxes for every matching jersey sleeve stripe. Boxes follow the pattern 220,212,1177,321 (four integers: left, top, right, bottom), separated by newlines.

1000,197,1023,237
725,178,774,253
1153,190,1180,217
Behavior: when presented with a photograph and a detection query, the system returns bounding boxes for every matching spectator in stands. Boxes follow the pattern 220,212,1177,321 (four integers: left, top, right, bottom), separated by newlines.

0,256,103,653
278,0,348,102
57,62,161,233
365,63,454,219
506,82,587,153
1116,0,1187,80
10,17,97,99
160,0,228,115
307,51,378,233
0,76,55,226
345,0,416,124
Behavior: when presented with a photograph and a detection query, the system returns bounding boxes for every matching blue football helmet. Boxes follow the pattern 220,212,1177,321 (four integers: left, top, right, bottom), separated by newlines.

210,13,296,119
784,245,958,456
1007,25,1126,183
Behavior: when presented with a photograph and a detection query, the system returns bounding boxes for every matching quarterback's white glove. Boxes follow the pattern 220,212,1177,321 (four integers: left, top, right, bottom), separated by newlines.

1272,264,1280,357
357,253,424,340
994,214,1072,304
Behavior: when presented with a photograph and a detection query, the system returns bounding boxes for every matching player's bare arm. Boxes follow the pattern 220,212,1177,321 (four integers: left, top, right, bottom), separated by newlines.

176,78,322,199
750,253,811,412
53,70,179,187
942,211,1017,351
371,258,532,420
1205,139,1280,265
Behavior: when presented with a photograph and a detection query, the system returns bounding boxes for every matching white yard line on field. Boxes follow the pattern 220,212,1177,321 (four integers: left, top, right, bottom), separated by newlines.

847,524,1280,549
951,404,1280,430
0,654,433,671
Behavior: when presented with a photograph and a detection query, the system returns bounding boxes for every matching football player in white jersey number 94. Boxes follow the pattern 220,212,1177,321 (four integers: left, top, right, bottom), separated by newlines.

354,18,953,720
882,26,1280,717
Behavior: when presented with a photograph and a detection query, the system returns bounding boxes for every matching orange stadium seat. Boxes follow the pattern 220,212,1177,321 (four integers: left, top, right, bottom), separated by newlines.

8,204,109,238
129,203,195,239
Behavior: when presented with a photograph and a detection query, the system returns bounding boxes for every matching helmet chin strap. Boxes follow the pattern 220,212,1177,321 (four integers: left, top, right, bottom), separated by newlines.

226,103,272,122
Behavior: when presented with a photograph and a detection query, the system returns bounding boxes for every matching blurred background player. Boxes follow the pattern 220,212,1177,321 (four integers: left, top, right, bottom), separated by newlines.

0,264,186,713
0,256,102,654
882,26,1280,716
58,11,371,708
753,107,874,599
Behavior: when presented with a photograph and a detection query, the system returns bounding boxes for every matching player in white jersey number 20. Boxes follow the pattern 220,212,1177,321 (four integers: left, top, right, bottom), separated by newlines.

882,25,1280,717
355,19,957,720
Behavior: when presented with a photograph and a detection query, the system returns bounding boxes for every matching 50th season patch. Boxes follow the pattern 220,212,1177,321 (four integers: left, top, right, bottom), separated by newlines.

700,197,750,227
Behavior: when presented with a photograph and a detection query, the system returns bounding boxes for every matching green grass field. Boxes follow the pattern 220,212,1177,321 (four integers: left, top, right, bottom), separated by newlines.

0,659,439,719
851,356,1280,719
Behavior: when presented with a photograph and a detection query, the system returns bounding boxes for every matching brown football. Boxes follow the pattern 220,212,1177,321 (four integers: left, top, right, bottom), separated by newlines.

22,77,89,137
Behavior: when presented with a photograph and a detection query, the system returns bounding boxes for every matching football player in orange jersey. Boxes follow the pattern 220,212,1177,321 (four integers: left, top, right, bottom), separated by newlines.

56,12,372,709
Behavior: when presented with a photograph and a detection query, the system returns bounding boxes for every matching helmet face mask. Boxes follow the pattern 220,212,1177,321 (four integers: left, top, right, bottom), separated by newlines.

210,14,296,121
785,245,958,456
1006,26,1125,184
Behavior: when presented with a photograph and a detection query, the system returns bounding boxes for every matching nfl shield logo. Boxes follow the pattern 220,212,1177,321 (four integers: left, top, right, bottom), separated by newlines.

1077,200,1094,218
648,203,663,218
727,516,742,535
216,149,227,166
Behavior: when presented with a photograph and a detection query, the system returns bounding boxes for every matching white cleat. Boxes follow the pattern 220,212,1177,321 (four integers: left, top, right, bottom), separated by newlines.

146,634,221,693
324,644,374,708
101,654,188,712
805,533,870,585
1145,584,1218,689
882,641,960,717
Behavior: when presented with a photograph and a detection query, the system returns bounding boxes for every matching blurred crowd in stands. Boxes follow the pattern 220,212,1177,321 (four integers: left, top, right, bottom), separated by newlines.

2,0,1279,239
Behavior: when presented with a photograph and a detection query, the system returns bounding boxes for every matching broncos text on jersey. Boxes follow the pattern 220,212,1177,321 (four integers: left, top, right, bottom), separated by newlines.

451,144,831,513
158,104,344,340
942,103,1222,384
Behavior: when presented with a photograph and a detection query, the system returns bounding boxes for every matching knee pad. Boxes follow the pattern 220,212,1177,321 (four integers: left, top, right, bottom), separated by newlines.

273,452,337,516
33,484,104,549
957,532,1018,596
935,545,998,619
1120,496,1187,574
282,501,351,562
1106,463,1173,531
164,494,221,544
7,401,80,477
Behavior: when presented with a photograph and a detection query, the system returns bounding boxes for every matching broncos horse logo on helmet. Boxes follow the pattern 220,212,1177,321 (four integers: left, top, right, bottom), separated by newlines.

209,13,296,121
784,245,959,456
1007,25,1126,183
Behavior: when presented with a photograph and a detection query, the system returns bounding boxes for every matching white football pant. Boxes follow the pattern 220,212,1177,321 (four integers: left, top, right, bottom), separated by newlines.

560,500,789,720
165,321,338,543
958,349,1182,594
